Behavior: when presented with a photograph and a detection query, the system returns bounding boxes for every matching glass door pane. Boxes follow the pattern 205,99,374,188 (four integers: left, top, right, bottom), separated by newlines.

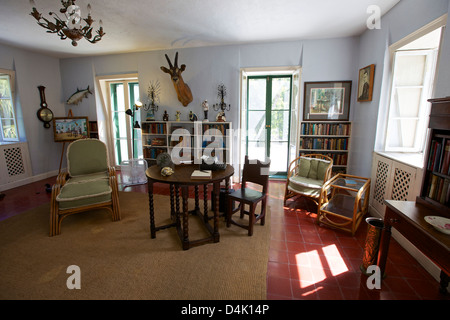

246,76,292,176
269,76,291,175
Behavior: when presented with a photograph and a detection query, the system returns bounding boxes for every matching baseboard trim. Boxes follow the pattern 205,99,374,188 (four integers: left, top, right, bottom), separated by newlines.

0,169,60,192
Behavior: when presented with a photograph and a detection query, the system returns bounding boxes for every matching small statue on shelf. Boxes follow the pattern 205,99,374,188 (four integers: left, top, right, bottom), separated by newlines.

189,111,198,121
163,110,169,121
202,100,209,122
175,111,181,122
216,111,226,122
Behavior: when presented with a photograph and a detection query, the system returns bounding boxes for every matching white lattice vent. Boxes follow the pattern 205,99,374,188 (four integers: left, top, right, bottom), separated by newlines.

370,153,423,218
391,168,412,201
4,147,25,177
373,160,390,206
0,142,32,186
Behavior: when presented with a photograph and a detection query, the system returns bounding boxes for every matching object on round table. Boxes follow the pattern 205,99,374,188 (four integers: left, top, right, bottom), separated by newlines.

161,167,174,176
156,152,173,168
424,216,450,235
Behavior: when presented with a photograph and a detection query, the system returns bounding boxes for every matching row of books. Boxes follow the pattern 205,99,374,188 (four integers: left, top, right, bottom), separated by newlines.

89,121,98,132
301,123,351,136
427,139,450,175
299,137,349,151
144,147,166,159
426,174,450,205
202,124,229,135
146,138,166,146
142,123,167,134
299,152,348,166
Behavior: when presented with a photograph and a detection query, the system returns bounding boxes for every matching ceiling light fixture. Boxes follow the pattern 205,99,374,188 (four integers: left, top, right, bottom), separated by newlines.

29,0,105,46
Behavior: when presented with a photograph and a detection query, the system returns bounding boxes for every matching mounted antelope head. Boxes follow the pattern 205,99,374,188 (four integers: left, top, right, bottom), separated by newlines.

161,52,193,107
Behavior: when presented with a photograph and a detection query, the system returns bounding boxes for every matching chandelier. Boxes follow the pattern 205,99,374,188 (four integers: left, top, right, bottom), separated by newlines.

30,0,105,46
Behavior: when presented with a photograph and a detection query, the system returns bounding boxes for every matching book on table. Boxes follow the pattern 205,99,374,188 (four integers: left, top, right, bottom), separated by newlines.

191,170,212,179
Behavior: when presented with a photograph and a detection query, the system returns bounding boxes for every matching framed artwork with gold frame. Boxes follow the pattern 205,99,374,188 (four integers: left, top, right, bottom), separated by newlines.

357,64,375,102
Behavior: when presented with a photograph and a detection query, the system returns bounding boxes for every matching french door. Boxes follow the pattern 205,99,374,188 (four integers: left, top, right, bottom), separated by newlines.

246,75,292,176
109,80,141,166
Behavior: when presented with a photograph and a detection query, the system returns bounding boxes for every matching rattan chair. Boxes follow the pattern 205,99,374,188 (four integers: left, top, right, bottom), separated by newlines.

50,139,120,236
284,154,333,208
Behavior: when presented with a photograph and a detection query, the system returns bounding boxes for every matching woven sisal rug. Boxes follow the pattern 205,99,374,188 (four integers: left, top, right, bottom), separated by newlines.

0,191,270,300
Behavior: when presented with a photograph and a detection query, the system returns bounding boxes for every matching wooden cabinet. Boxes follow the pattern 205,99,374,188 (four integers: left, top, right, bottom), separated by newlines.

141,121,232,165
417,97,450,212
299,121,351,174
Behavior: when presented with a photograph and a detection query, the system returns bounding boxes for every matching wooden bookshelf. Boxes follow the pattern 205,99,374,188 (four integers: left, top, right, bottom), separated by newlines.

89,121,98,139
417,97,450,212
299,121,351,174
141,121,232,165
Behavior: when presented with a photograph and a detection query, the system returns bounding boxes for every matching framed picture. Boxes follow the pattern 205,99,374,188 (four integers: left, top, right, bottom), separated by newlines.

53,117,90,142
357,64,375,102
303,81,352,121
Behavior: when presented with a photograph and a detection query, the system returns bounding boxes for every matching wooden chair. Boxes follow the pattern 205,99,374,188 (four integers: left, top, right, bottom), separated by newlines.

284,154,333,208
226,156,271,236
50,139,121,236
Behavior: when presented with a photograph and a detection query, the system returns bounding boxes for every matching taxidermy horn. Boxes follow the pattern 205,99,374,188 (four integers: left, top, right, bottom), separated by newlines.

161,52,193,107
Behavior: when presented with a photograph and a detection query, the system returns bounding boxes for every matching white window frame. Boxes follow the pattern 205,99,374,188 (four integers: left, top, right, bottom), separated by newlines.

0,69,19,142
384,49,437,152
383,15,446,154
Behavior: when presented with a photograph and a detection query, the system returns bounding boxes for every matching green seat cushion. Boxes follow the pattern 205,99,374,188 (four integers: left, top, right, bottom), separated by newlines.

316,159,331,181
288,177,322,198
67,172,109,184
308,159,320,180
57,178,112,210
297,157,311,177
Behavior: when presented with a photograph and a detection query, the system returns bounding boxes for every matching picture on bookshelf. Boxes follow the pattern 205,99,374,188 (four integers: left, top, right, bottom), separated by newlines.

303,81,352,121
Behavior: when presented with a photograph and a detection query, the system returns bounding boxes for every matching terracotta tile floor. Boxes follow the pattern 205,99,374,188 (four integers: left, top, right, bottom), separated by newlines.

0,176,448,300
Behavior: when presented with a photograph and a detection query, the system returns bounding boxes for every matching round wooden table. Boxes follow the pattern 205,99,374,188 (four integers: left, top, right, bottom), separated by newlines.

146,164,234,250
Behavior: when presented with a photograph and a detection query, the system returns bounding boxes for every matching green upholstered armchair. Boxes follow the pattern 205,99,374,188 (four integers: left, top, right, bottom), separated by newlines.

50,139,121,236
284,154,333,208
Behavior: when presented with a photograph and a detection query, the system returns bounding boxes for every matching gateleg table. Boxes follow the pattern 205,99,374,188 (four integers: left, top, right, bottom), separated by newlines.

146,164,234,250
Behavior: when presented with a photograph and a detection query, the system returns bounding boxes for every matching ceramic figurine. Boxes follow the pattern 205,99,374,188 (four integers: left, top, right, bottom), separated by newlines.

175,111,181,121
189,111,198,121
163,110,169,121
216,111,226,122
202,100,209,122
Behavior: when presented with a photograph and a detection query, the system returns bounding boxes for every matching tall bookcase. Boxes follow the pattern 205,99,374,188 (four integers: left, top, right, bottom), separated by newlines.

417,97,450,212
141,121,232,165
299,121,351,174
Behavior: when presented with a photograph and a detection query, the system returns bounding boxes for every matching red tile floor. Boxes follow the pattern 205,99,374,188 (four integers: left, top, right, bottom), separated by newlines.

0,176,448,300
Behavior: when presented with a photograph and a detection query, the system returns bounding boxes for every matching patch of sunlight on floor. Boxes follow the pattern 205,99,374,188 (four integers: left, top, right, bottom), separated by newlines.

322,244,349,276
295,244,349,289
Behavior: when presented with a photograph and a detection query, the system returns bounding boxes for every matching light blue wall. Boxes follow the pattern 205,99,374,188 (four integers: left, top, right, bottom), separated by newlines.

0,43,64,176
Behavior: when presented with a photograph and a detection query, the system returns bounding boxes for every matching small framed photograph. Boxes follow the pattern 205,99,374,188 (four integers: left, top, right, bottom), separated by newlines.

357,64,375,102
53,117,90,142
303,81,352,121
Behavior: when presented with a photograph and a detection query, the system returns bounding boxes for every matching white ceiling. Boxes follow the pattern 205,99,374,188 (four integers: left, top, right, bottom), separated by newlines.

0,0,401,59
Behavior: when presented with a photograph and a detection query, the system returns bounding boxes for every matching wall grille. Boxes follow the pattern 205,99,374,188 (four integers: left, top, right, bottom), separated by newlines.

391,168,412,201
4,147,25,177
373,160,389,205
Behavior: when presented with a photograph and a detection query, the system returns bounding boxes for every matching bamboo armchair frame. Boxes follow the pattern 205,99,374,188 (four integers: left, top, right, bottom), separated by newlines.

50,164,121,237
284,154,333,206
